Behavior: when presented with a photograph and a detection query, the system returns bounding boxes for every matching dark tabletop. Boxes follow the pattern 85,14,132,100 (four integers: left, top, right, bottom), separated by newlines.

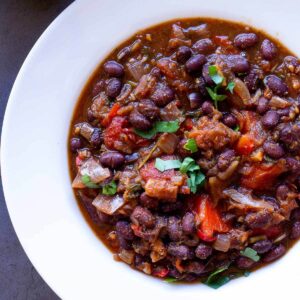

0,1,74,299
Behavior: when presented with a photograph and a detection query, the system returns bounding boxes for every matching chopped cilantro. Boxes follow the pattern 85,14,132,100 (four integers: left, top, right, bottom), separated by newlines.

81,175,100,189
183,138,198,153
204,264,230,289
208,65,224,85
134,121,179,139
226,81,235,93
154,158,181,172
102,180,117,195
240,247,260,262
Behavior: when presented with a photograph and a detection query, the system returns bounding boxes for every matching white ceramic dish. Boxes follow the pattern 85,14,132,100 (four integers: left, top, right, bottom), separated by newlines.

2,0,300,299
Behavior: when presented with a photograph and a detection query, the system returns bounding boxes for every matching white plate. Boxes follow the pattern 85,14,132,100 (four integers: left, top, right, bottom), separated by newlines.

2,0,300,299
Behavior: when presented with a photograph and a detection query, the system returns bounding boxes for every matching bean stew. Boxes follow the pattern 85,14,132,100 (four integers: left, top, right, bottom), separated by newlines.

69,18,300,288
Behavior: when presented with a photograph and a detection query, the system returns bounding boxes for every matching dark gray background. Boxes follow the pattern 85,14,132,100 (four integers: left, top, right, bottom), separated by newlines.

0,1,74,299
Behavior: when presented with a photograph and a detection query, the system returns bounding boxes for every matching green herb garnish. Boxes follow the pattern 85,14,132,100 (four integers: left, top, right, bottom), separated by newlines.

208,65,224,85
164,277,178,283
183,138,198,153
102,180,117,195
240,247,260,262
179,157,200,174
206,86,227,109
81,175,101,189
134,121,180,139
154,158,181,172
188,171,205,194
233,125,240,132
226,81,235,93
204,265,230,289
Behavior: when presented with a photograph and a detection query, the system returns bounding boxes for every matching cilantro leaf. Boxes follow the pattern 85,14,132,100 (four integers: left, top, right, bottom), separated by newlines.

233,125,240,132
164,277,178,283
204,264,230,289
188,171,205,194
155,121,179,133
208,65,224,85
81,175,101,189
226,81,235,93
102,180,117,195
206,87,227,109
179,157,200,174
134,121,179,139
240,247,260,262
183,138,198,153
155,158,181,172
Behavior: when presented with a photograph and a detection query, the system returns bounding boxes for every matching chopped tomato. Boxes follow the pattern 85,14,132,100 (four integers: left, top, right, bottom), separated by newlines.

75,156,83,167
104,116,148,151
101,103,120,127
181,118,193,131
152,267,169,278
194,195,229,241
213,35,232,47
241,161,286,190
236,134,255,155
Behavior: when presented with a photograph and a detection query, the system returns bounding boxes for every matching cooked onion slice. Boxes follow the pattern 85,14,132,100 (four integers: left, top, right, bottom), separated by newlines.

92,194,125,215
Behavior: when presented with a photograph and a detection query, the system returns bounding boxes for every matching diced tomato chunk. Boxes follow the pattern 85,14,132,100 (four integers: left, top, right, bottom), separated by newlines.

236,134,255,155
194,195,229,241
241,161,286,190
252,224,283,239
101,103,120,127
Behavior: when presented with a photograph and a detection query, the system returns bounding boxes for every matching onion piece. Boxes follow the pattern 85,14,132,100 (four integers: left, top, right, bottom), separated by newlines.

118,249,135,264
224,188,274,211
92,194,125,215
217,160,239,181
80,157,110,183
269,96,292,109
233,78,251,105
160,101,184,122
213,234,231,252
157,133,179,154
127,59,148,81
74,122,94,140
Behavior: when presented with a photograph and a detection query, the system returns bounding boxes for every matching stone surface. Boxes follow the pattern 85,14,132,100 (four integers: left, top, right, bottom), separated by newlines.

0,1,74,299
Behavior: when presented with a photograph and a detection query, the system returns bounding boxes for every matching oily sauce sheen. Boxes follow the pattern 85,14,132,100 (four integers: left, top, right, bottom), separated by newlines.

69,18,300,285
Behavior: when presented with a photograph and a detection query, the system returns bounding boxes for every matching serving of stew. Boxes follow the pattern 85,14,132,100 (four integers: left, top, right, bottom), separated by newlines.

69,18,300,288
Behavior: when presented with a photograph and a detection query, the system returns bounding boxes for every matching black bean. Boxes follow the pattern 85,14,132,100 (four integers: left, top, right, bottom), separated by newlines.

97,211,112,224
245,211,271,229
291,208,300,222
160,201,183,213
195,243,212,259
276,185,290,201
185,54,207,74
234,33,258,49
217,149,235,171
90,128,102,147
100,151,125,169
222,113,237,128
139,192,158,209
286,157,300,174
167,243,193,260
202,63,214,86
87,109,96,122
192,38,214,54
70,138,82,152
263,141,285,159
279,123,300,152
262,110,280,129
104,60,124,77
263,244,286,263
168,267,181,279
151,84,174,107
130,206,155,228
92,80,105,97
182,212,196,234
235,256,256,269
277,108,290,117
137,99,159,120
252,239,272,254
244,68,263,93
197,76,208,96
116,221,134,240
150,66,162,78
261,39,277,60
176,46,192,63
188,92,202,109
167,216,183,241
186,261,205,274
129,110,151,130
118,236,132,250
202,101,214,115
290,221,300,239
106,78,122,98
125,153,140,164
227,55,250,74
265,75,288,96
284,56,300,73
256,97,269,114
